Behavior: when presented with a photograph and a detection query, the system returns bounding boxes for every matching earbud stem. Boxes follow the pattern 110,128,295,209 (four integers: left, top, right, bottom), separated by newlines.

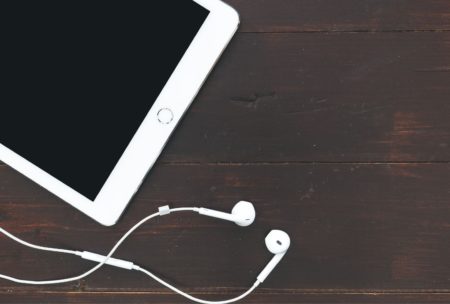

198,207,238,222
257,252,285,283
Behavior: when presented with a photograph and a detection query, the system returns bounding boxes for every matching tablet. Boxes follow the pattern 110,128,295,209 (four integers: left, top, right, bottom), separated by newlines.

0,0,239,226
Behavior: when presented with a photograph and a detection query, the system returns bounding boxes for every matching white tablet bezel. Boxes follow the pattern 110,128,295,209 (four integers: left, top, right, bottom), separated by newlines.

0,0,239,226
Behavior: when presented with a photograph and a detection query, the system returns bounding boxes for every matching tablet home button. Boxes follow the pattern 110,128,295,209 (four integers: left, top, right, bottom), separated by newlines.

157,108,174,124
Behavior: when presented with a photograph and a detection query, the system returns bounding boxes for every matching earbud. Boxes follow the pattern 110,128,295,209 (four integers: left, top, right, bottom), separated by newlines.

257,230,290,283
198,201,256,226
0,205,291,304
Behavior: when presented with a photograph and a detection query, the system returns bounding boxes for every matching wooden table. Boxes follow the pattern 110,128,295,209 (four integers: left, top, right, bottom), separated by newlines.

1,1,449,303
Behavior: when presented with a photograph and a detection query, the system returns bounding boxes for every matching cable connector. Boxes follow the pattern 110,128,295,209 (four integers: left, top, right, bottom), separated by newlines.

158,205,171,216
76,251,135,270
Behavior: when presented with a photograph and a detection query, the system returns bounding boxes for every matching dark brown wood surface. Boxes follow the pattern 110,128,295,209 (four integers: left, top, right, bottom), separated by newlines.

1,1,449,303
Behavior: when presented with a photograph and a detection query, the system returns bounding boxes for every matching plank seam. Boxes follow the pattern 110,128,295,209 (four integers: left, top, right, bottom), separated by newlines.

238,29,450,34
1,161,450,170
1,289,450,295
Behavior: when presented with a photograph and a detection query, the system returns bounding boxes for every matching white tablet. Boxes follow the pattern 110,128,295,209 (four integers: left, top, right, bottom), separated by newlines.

0,1,239,226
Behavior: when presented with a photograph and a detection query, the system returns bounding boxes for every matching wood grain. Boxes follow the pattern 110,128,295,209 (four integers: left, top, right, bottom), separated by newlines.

2,291,450,304
229,0,450,32
1,1,449,303
1,164,449,299
159,32,450,163
1,32,449,165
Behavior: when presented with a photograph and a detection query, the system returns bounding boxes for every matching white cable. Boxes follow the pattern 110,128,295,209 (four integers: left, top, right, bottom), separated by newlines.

0,206,260,304
135,265,260,304
0,207,197,285
0,228,76,256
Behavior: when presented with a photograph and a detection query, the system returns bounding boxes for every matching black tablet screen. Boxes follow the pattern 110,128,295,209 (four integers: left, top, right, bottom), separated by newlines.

0,1,209,200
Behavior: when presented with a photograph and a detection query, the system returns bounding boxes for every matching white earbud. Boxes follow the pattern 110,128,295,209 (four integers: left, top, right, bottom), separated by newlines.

257,230,290,283
198,201,256,227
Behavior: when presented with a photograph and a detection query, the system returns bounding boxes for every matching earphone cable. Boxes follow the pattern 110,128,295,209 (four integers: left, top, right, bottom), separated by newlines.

135,265,260,304
0,208,198,285
0,207,259,303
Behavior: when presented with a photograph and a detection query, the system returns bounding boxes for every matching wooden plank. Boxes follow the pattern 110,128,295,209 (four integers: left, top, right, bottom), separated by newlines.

157,32,450,163
1,291,450,304
1,163,449,294
1,32,449,165
1,33,449,165
229,0,450,32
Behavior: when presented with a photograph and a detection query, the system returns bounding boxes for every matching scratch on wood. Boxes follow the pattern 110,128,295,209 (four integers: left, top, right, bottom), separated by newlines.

285,106,340,116
348,105,392,115
311,97,328,104
285,98,341,116
230,92,277,109
74,279,87,292
299,185,316,201
415,67,450,72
